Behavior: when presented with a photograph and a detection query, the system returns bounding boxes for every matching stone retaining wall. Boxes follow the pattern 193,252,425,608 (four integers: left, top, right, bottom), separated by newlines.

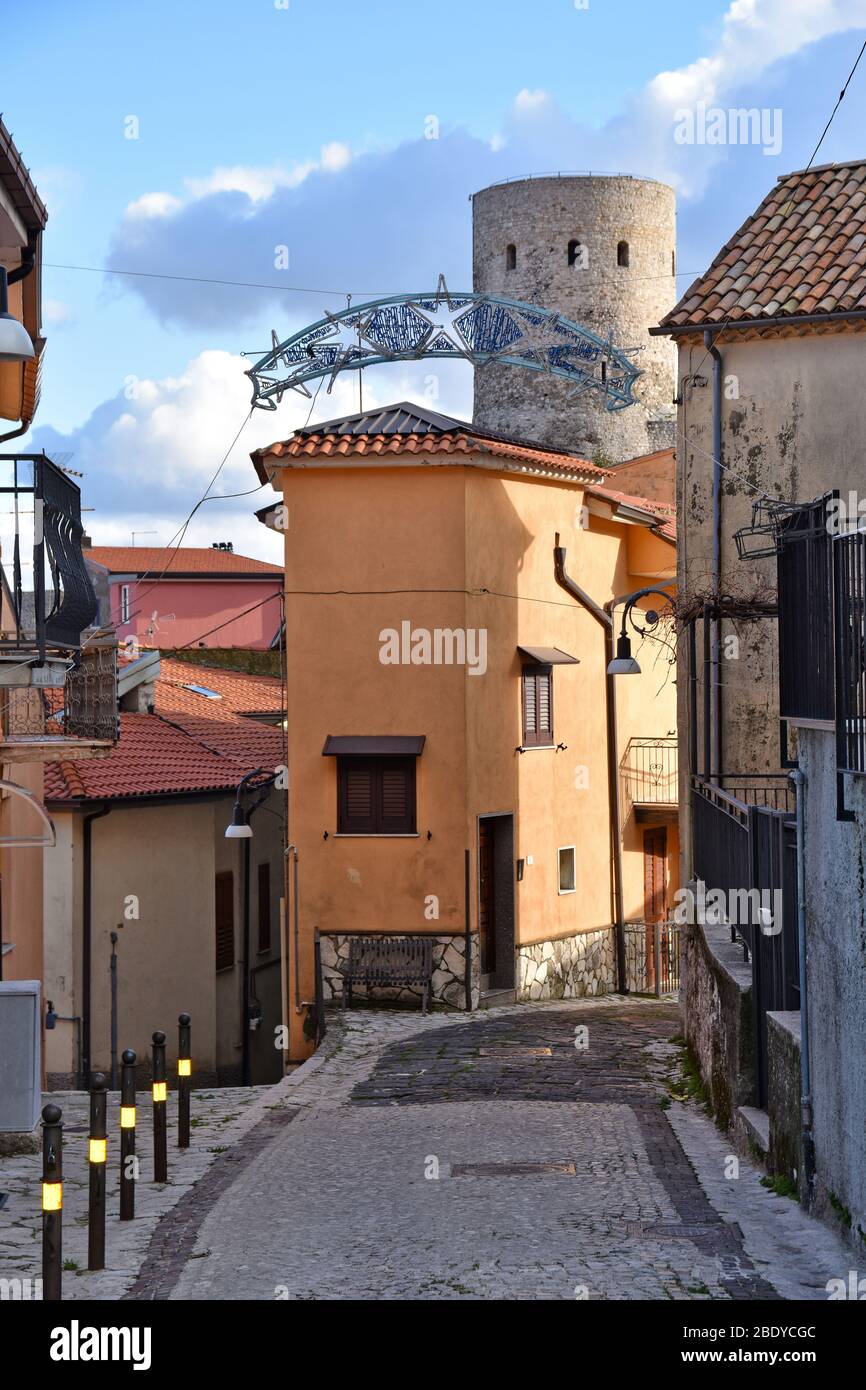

319,934,479,1010
516,928,616,1001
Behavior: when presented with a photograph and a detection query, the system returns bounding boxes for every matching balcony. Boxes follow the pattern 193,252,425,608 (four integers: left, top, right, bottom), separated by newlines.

620,735,677,821
0,453,116,760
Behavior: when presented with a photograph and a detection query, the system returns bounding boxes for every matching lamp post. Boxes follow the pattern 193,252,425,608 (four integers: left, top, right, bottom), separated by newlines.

0,266,35,363
225,769,275,1086
606,586,676,677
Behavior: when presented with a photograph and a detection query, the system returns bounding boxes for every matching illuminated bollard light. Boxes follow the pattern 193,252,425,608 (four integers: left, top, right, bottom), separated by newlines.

41,1103,63,1301
87,1072,107,1271
177,1013,191,1149
151,1031,168,1183
120,1049,137,1221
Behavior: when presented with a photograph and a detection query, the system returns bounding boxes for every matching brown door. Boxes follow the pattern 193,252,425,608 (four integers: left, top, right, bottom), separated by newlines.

643,828,667,992
478,820,496,975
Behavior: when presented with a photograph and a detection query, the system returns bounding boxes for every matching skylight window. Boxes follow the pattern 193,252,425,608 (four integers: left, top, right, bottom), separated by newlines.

182,683,223,700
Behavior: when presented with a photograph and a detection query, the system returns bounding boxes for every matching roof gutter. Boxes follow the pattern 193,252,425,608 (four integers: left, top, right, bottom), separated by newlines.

650,308,866,337
553,535,627,994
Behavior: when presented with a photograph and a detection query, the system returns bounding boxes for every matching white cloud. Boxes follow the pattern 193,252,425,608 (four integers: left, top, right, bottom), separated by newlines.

125,191,183,220
513,89,551,112
43,299,72,327
320,141,352,172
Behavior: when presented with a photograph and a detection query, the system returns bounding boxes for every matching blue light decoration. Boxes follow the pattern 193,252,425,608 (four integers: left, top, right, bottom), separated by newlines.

245,277,641,412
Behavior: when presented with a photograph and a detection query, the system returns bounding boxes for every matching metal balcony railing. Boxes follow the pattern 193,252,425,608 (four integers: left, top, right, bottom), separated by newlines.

0,452,98,674
620,735,677,807
0,641,118,756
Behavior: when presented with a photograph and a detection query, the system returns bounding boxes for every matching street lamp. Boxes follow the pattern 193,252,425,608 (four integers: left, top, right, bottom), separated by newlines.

0,267,34,363
606,588,674,676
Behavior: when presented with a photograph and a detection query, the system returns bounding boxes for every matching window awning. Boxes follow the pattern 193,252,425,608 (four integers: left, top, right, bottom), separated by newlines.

517,646,580,665
322,735,426,757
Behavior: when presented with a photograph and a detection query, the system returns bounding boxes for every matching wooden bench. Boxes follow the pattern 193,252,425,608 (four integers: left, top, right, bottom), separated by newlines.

342,937,433,1014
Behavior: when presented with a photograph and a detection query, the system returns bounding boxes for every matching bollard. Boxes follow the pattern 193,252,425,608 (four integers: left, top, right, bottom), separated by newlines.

177,1013,191,1149
120,1049,137,1220
151,1031,168,1182
41,1103,63,1301
87,1072,108,1271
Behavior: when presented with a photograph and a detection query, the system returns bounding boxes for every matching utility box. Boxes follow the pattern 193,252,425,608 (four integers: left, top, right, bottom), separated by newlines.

0,981,42,1132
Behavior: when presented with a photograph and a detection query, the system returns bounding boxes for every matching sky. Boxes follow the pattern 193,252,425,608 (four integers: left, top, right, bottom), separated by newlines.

4,0,866,563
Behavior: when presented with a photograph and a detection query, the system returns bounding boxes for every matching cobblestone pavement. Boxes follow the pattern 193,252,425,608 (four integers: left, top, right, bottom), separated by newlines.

0,1082,279,1301
158,998,853,1302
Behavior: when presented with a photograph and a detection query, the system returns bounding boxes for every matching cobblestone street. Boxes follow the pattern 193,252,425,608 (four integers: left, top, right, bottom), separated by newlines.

149,999,852,1302
1,998,854,1302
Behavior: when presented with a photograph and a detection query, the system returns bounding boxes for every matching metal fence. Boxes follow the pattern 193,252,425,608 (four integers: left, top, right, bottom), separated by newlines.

691,776,800,1105
835,528,866,776
623,920,680,996
777,493,836,723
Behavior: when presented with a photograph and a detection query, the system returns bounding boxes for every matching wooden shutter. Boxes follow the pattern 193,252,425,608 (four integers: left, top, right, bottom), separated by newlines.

379,759,415,834
522,666,553,746
215,870,234,971
338,756,416,834
257,862,271,952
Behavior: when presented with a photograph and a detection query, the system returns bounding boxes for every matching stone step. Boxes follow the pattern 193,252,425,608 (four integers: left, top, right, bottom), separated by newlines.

477,988,516,1010
738,1104,770,1159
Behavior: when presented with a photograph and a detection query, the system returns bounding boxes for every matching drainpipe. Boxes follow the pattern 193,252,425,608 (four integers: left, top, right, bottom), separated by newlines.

790,766,815,1200
703,330,723,781
286,843,300,1014
82,803,111,1085
554,536,627,994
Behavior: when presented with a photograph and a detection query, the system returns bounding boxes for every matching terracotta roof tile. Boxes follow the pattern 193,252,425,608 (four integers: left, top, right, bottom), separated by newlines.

85,546,282,576
659,160,866,331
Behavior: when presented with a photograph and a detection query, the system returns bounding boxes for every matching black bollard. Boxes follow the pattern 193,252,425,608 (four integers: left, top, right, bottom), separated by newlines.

151,1031,167,1182
177,1014,191,1149
41,1103,63,1301
119,1049,137,1220
87,1072,107,1271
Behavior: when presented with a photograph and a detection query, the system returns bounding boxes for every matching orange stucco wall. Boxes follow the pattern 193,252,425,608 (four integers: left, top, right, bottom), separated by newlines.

273,453,677,1057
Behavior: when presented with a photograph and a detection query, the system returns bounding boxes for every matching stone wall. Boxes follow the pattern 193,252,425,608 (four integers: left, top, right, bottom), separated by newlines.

766,1010,803,1194
516,928,616,1002
681,909,755,1130
472,175,677,462
799,729,866,1245
319,934,479,1010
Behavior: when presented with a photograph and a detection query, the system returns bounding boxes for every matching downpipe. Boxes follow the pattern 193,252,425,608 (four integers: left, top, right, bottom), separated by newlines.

703,330,723,781
790,766,815,1201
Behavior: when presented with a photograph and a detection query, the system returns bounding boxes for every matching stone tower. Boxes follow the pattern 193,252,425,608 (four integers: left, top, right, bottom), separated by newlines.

471,174,677,462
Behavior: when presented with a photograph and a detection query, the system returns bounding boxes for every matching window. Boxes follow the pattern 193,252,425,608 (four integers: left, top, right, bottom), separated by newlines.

337,756,416,834
617,240,630,268
120,584,131,624
215,871,234,971
558,846,576,894
567,239,584,267
505,243,516,271
522,665,554,746
257,862,271,952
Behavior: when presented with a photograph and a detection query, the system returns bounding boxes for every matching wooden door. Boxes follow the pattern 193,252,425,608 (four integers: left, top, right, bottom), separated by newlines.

643,828,667,993
478,820,496,975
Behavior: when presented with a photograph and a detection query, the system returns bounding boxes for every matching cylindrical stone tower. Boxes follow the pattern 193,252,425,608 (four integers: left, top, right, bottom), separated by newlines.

472,174,677,462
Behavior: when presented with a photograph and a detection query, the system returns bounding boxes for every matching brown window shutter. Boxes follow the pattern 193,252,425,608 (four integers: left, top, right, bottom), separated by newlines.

522,665,553,746
257,862,271,952
215,870,234,971
337,755,416,834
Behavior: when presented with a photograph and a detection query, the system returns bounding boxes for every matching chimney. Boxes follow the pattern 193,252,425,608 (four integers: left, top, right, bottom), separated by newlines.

81,533,92,549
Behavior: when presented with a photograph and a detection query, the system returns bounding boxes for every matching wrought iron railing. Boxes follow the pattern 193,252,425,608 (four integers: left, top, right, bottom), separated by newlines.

691,775,799,1106
0,643,118,745
620,735,677,806
0,452,98,664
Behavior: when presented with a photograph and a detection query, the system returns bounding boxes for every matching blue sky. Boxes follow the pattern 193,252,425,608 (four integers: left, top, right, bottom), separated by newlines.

4,0,866,559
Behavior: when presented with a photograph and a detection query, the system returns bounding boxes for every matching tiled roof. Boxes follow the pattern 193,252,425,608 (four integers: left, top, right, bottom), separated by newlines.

658,160,866,332
586,483,676,541
252,401,607,484
156,658,282,717
85,546,282,576
45,659,284,804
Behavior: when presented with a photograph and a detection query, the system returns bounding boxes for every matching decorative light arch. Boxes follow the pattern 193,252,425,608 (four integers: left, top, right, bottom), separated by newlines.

0,778,56,848
245,276,642,413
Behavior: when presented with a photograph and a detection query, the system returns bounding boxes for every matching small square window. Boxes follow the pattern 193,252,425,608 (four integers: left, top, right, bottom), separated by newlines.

522,665,554,746
120,584,131,625
558,846,576,894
